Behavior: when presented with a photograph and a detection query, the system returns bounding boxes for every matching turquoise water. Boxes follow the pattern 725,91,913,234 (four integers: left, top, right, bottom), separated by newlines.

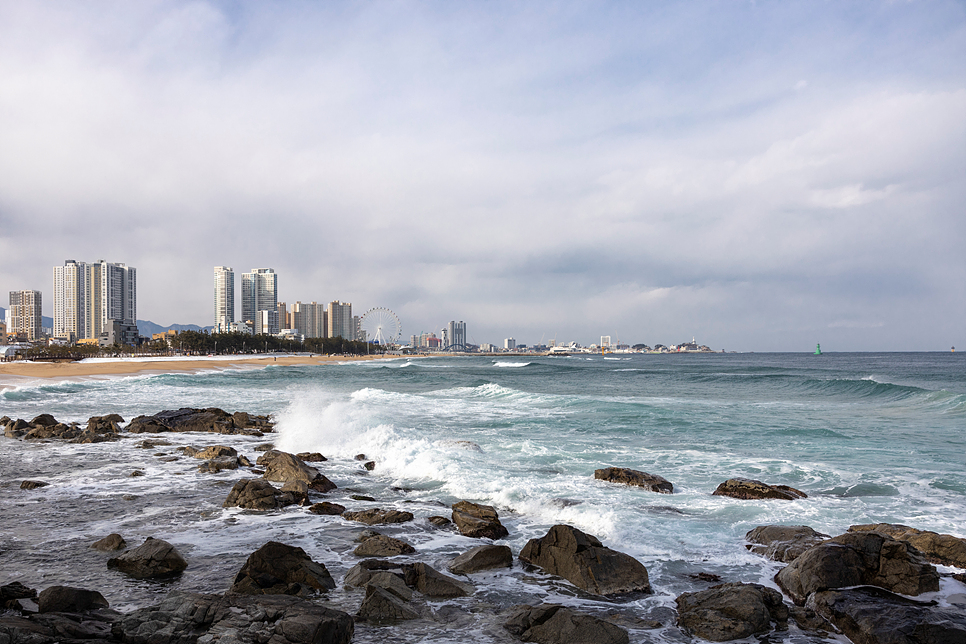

1,352,964,642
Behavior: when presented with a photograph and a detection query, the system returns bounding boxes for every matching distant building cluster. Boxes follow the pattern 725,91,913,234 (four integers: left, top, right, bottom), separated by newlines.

48,259,138,346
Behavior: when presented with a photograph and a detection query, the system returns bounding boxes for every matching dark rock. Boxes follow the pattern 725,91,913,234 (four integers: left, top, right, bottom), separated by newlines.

366,571,412,601
849,523,966,569
351,494,376,502
20,480,48,490
223,478,297,510
402,562,472,597
260,451,321,484
113,590,353,644
309,502,346,515
296,452,327,462
745,525,829,562
86,415,123,434
281,480,310,505
353,535,415,557
451,500,509,539
776,531,940,605
504,603,629,644
342,508,414,525
354,454,367,460
70,429,121,443
189,445,238,459
363,461,375,471
307,475,337,493
137,439,171,448
594,467,673,493
713,477,807,500
91,533,127,552
129,470,145,477
428,516,451,527
356,585,419,622
675,582,788,642
0,610,120,641
30,413,59,427
449,544,513,574
229,541,335,597
126,407,264,435
343,560,404,588
198,456,239,473
255,442,275,451
238,454,252,467
808,586,966,644
690,572,723,582
518,524,650,596
107,537,188,579
37,586,109,613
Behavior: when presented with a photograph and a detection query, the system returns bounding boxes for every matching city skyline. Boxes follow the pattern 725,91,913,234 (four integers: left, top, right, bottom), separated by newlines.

1,3,963,351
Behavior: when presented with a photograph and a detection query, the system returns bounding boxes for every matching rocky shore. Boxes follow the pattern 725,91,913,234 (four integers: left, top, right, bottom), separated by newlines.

2,410,965,644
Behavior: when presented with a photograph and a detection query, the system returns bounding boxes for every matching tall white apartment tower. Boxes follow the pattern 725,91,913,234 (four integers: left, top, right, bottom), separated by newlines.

9,290,42,341
327,301,353,340
53,259,135,341
241,268,278,335
446,320,466,351
213,266,234,333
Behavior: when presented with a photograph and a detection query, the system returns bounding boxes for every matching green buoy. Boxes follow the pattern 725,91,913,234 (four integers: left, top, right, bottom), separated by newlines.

814,343,822,355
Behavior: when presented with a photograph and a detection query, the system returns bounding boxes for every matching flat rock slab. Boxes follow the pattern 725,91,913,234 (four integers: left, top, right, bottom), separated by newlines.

713,478,807,500
745,525,829,562
675,582,788,642
354,535,415,557
229,541,335,596
449,544,513,574
594,467,673,493
504,603,629,644
107,537,187,579
849,523,966,569
342,508,414,525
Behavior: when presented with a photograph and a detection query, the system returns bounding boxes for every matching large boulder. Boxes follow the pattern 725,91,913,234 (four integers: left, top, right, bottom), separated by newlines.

402,563,472,598
309,502,346,515
107,537,188,579
198,456,240,473
259,451,337,493
86,415,123,434
356,585,419,622
30,413,59,427
808,586,966,644
342,508,414,525
518,525,650,596
353,535,416,558
113,591,353,644
745,525,829,562
229,541,335,596
37,586,110,613
776,531,940,605
675,583,788,642
849,523,966,569
343,560,405,588
223,479,298,510
594,467,673,493
449,544,513,574
451,500,509,539
126,408,266,435
713,478,807,500
504,604,629,644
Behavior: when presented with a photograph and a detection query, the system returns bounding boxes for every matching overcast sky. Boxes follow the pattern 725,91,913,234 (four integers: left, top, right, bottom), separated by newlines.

1,1,963,351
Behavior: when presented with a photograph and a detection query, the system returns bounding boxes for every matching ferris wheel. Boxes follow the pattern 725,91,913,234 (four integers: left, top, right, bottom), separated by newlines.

359,307,402,345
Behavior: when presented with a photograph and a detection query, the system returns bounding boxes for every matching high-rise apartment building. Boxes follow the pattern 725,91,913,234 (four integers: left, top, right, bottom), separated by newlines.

213,266,234,333
241,268,278,335
53,260,136,341
327,301,353,340
9,290,43,341
446,320,466,351
292,301,326,338
277,302,289,330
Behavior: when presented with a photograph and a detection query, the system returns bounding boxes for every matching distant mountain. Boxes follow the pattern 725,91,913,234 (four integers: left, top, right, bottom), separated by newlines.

137,320,213,336
43,315,53,327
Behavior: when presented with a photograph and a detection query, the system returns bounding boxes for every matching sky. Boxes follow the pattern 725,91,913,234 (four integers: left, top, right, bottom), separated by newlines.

1,1,964,351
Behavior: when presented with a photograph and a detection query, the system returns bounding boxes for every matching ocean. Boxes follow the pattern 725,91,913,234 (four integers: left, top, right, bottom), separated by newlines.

1,352,964,642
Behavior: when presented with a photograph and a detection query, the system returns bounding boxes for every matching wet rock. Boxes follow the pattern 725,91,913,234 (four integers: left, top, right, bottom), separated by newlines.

129,470,144,477
259,450,324,486
849,523,966,569
137,439,171,448
451,500,509,539
356,529,381,542
91,533,127,552
127,407,264,435
689,572,722,582
223,478,297,510
351,494,376,502
519,524,651,596
356,585,419,622
402,562,472,597
342,508,414,525
745,525,829,562
504,603,629,644
353,535,415,557
308,502,346,515
30,414,58,427
449,544,513,574
776,531,940,605
20,480,48,490
198,456,239,473
71,429,121,443
187,445,238,459
675,582,788,642
594,467,673,493
367,571,412,601
307,475,337,493
281,480,310,505
113,590,353,644
343,560,404,588
296,452,327,462
713,477,807,500
86,415,123,434
1,582,37,611
428,516,451,527
25,422,81,440
228,541,335,597
354,454,367,461
107,537,187,579
237,454,252,467
37,586,109,613
363,461,375,471
808,586,966,644
255,442,275,451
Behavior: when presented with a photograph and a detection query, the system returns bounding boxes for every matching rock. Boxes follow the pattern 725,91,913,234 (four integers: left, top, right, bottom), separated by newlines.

363,461,375,471
86,415,123,434
37,586,109,613
238,454,252,467
297,452,327,462
198,456,240,473
260,451,321,484
849,523,966,569
712,477,807,500
223,478,298,510
428,516,451,527
308,502,346,515
137,439,171,448
1,582,37,602
343,560,404,588
451,500,509,539
30,413,59,427
675,582,788,642
353,535,415,557
107,537,188,579
354,454,367,460
126,407,264,435
342,508,414,525
71,429,122,443
356,529,381,542
307,475,337,493
229,541,335,596
519,524,651,596
449,544,513,574
402,562,472,597
690,572,723,582
808,586,966,644
367,571,412,601
351,494,376,502
255,442,275,451
113,590,353,644
504,603,629,644
190,445,238,459
776,531,940,605
356,585,419,622
594,467,673,493
745,525,829,562
20,480,48,490
91,533,127,552
129,470,145,477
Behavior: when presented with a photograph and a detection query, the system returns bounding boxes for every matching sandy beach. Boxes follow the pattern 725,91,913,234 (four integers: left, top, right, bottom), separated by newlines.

0,354,395,390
